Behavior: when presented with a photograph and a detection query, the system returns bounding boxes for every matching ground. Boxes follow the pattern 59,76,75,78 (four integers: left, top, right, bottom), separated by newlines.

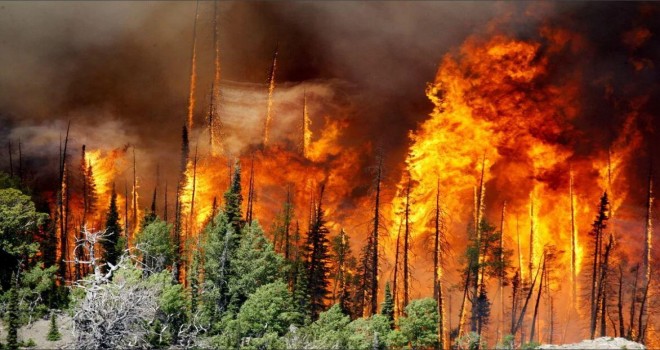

0,313,73,349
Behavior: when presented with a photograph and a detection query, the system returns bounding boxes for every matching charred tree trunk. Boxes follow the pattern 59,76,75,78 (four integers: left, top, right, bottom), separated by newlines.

370,153,383,315
403,176,411,310
512,260,542,337
393,219,401,318
570,169,578,309
598,234,613,337
618,265,625,338
627,264,639,340
434,179,448,349
246,154,255,224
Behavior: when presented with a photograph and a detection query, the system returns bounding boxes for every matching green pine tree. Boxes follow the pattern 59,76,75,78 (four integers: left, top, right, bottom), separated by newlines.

228,223,284,312
47,312,62,341
306,185,332,320
6,275,20,350
224,163,243,233
381,282,395,328
102,186,122,267
292,256,311,321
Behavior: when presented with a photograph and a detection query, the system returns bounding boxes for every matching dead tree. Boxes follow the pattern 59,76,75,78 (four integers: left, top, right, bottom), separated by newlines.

434,179,449,349
370,152,383,315
403,175,412,309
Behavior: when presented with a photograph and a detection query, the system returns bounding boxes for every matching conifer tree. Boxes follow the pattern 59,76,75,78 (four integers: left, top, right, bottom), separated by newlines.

224,162,243,233
292,255,311,320
6,274,19,350
381,282,395,328
305,185,332,320
47,312,62,341
102,185,122,267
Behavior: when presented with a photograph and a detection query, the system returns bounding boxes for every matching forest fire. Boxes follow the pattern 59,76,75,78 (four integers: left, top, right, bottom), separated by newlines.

0,2,657,349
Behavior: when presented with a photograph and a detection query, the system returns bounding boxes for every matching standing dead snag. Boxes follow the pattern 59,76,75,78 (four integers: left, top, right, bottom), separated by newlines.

186,0,199,131
434,178,448,349
369,152,383,316
589,192,610,339
262,45,278,148
569,168,578,309
403,175,411,310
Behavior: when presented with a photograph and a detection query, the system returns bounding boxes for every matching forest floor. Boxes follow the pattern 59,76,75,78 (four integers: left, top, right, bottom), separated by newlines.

0,313,73,349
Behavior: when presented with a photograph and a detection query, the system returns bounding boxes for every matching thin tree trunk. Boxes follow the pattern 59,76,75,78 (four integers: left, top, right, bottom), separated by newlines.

636,279,650,343
370,153,382,315
434,179,448,349
570,168,578,309
627,264,639,339
498,201,506,343
403,176,411,310
393,219,401,318
512,260,542,336
618,265,624,338
530,256,545,344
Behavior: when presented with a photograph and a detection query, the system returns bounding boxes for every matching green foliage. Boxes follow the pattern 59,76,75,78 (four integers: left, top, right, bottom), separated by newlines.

305,189,332,320
201,212,232,326
224,163,243,232
47,312,62,341
134,218,174,273
496,334,515,350
5,278,20,350
307,304,351,348
381,282,395,327
397,298,438,349
347,314,392,350
102,188,123,267
0,173,22,191
291,257,311,321
0,188,44,258
228,222,284,311
236,282,302,341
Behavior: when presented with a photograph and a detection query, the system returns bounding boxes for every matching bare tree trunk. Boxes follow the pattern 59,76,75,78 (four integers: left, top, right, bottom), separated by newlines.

246,154,255,224
596,234,613,337
262,46,278,147
627,264,639,339
186,0,199,131
434,179,448,349
284,185,292,261
529,194,535,284
636,279,650,343
618,265,624,338
393,219,401,318
188,147,198,241
498,201,506,344
570,169,578,309
132,148,138,243
471,157,487,332
403,176,411,310
58,122,71,282
512,260,542,336
530,256,545,344
643,163,653,287
370,153,383,316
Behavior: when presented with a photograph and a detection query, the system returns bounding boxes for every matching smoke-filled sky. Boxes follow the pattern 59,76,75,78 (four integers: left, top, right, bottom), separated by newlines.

0,1,658,209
